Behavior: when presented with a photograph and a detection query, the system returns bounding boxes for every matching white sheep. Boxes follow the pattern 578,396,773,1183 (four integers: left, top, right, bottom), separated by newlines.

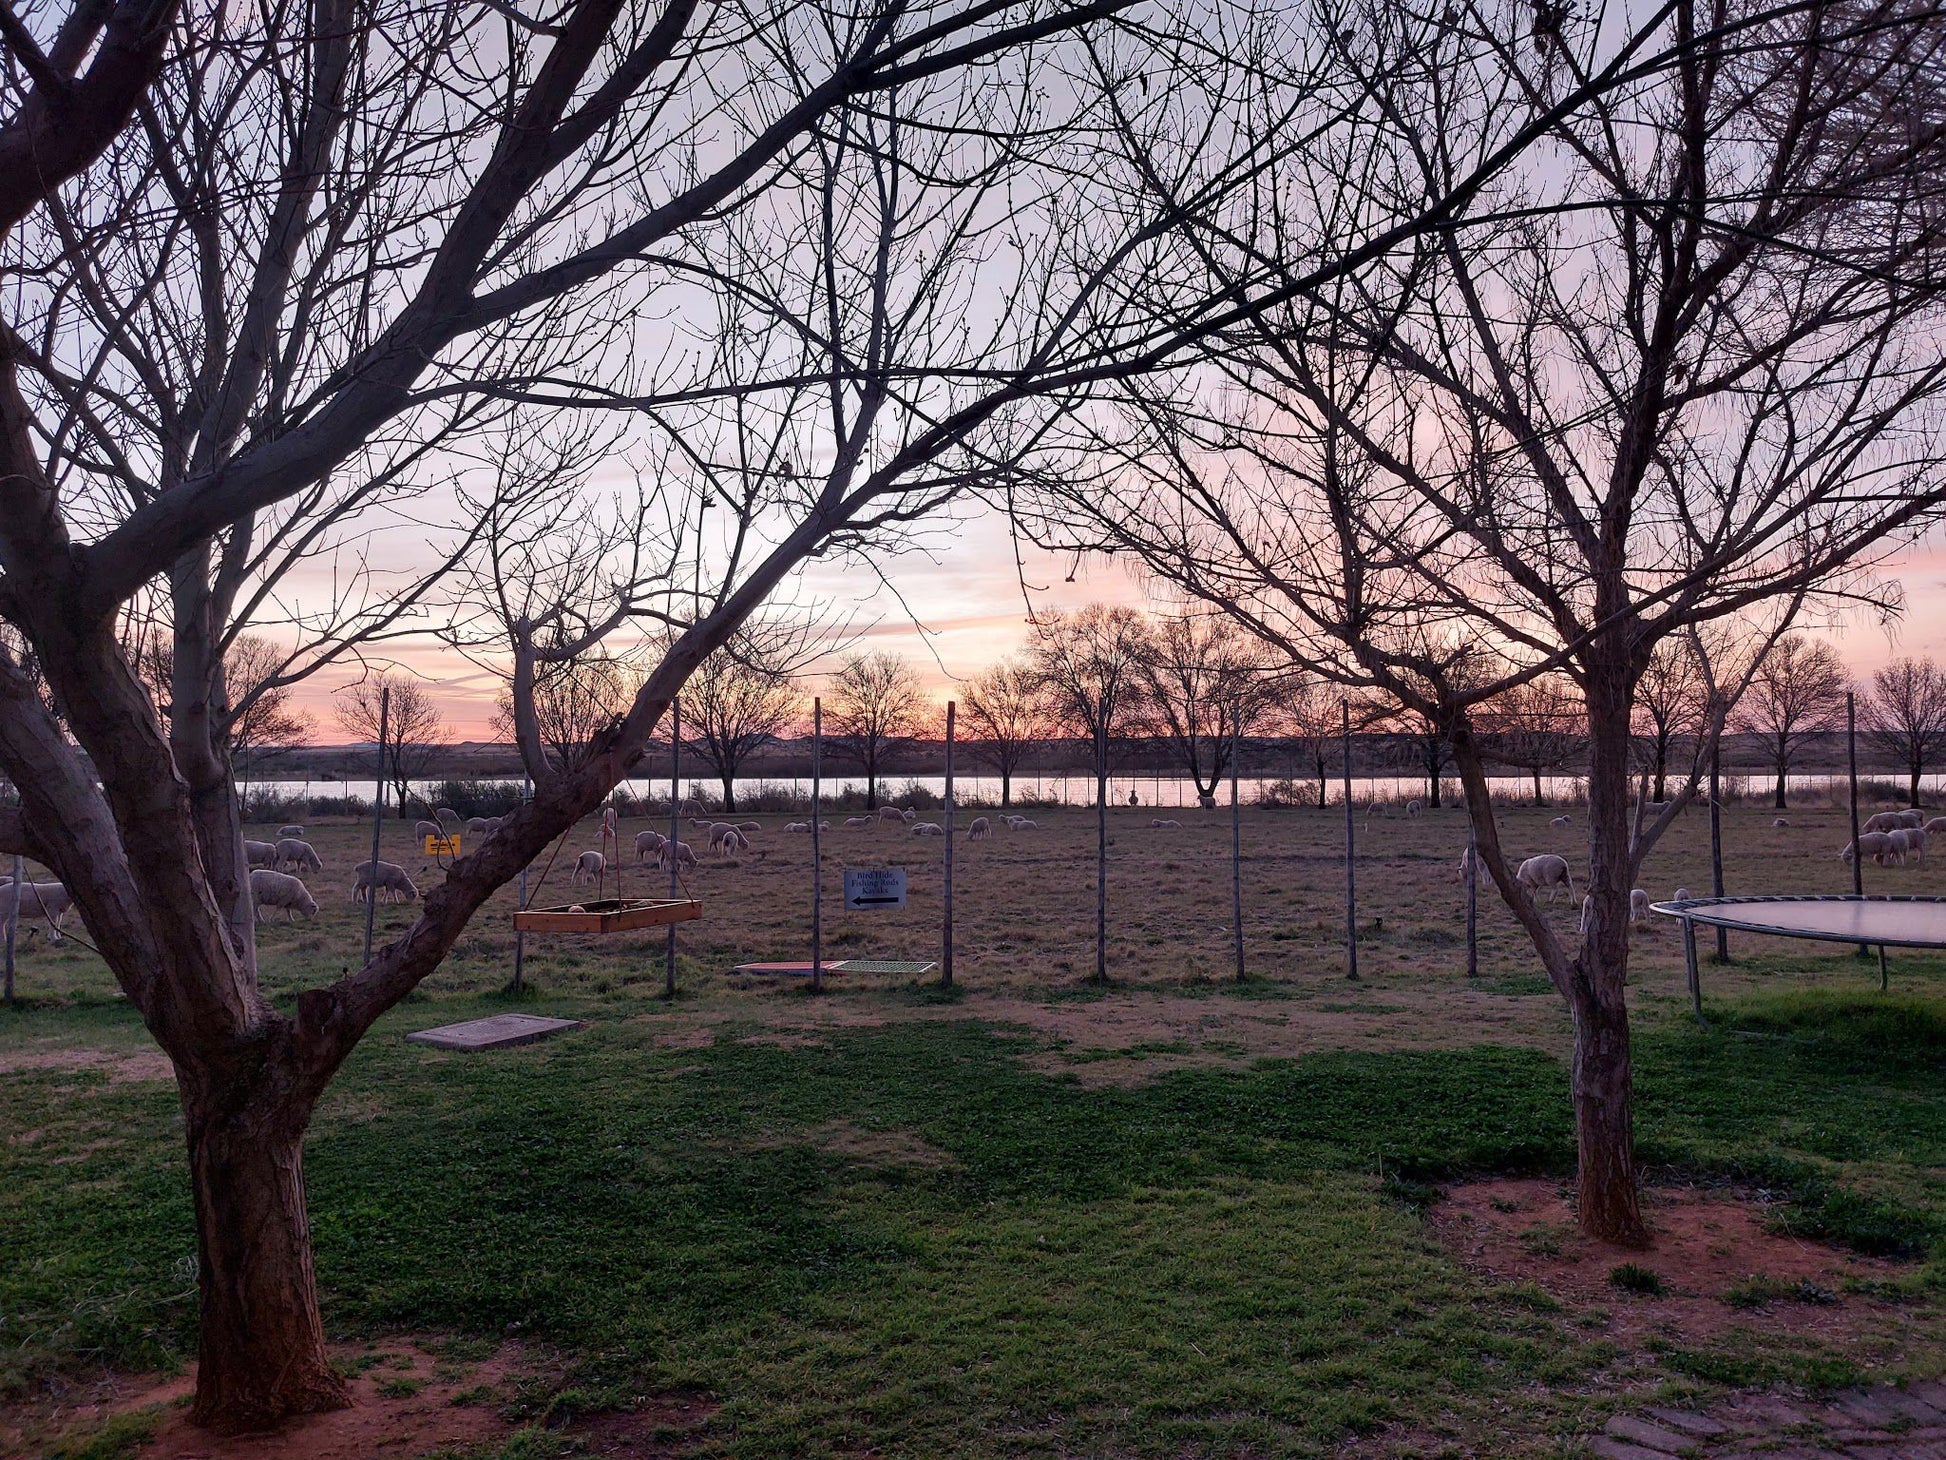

784,822,810,833
352,860,418,903
1674,886,1693,902
1549,814,1572,829
1148,817,1182,829
875,806,905,824
967,817,991,840
844,815,873,829
277,824,306,839
715,828,750,855
902,808,917,823
679,800,701,819
571,851,607,884
1013,818,1039,830
1899,809,1926,829
1458,846,1476,881
250,869,318,922
659,839,698,871
1773,818,1789,827
274,838,323,874
1515,854,1574,901
434,806,460,828
1892,826,1927,864
244,838,279,869
1630,888,1650,924
1406,799,1422,817
635,830,667,861
1863,810,1907,833
413,819,443,843
465,816,494,836
1842,832,1899,866
0,879,71,938
1924,816,1946,837
736,821,761,834
911,822,945,837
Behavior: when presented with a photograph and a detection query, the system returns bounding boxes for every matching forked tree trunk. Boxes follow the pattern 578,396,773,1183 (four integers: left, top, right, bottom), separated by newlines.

1652,740,1668,803
1774,764,1788,810
183,1074,349,1431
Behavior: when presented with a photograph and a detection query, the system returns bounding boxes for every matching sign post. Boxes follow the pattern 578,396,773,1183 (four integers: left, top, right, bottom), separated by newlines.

844,868,908,911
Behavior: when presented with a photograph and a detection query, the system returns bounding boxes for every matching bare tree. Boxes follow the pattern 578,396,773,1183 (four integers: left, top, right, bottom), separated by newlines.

490,657,635,775
1732,636,1850,810
1632,639,1707,804
1862,657,1946,807
825,653,925,810
1275,675,1339,808
1131,609,1276,807
683,640,801,813
1481,676,1584,807
961,657,1047,808
333,677,448,817
1027,0,1946,1243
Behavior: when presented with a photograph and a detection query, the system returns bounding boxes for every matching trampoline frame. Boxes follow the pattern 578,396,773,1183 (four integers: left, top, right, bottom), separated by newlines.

1649,894,1946,1019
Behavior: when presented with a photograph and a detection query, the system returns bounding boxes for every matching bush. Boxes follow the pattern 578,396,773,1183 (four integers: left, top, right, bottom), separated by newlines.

240,787,311,824
1259,777,1325,809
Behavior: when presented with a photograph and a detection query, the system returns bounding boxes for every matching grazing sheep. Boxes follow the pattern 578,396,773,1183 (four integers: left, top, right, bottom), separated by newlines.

1842,832,1899,866
1674,886,1693,902
0,880,71,937
352,860,418,903
679,800,701,819
274,838,323,874
1863,810,1907,833
1406,800,1422,817
250,869,318,922
1550,814,1572,829
784,822,810,833
1013,818,1039,830
1892,826,1928,864
485,816,504,833
434,806,460,828
967,816,991,840
465,816,493,837
571,851,607,885
843,815,873,829
714,828,751,855
689,817,713,830
1148,817,1182,829
244,838,279,869
1630,888,1650,923
736,821,761,834
414,819,443,843
659,839,698,872
875,806,905,824
902,808,917,823
1924,816,1946,837
1900,809,1926,829
277,824,305,839
1514,853,1574,901
911,822,945,837
635,830,667,861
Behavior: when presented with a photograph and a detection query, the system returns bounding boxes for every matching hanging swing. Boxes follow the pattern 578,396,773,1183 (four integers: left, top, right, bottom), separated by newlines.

512,808,702,933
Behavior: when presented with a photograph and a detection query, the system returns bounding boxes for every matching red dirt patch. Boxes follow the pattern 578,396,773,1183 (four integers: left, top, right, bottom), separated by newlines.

558,1393,716,1456
1432,1176,1906,1347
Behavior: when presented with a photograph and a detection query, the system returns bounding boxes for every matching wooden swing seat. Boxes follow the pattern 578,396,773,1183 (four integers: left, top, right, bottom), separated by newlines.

513,898,703,933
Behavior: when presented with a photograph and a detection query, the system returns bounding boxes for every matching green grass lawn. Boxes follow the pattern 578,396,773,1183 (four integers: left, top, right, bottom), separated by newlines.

8,965,1946,1457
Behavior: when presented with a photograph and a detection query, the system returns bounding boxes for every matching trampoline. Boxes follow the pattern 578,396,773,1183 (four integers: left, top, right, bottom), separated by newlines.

1650,895,1946,1017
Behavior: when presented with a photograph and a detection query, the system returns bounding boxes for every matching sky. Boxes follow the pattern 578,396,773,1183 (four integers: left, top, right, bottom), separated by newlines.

282,503,1946,743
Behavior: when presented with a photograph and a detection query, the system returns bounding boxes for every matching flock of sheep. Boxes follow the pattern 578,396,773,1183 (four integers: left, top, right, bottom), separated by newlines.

236,806,502,922
1841,808,1944,867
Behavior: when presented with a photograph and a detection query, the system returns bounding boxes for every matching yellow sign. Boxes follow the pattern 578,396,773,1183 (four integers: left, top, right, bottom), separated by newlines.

424,834,461,856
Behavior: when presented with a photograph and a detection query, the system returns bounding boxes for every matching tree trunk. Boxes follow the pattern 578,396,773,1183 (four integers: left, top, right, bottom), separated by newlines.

1774,763,1788,810
1000,769,1011,808
1652,739,1667,803
1911,767,1922,808
184,1079,349,1432
721,773,737,814
1533,768,1543,805
1574,655,1648,1246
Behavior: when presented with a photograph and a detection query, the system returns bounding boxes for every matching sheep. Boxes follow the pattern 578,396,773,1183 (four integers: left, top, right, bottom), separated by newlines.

1924,816,1946,837
274,838,323,874
351,860,418,903
1148,817,1182,829
1406,799,1422,817
714,828,751,855
571,851,607,885
843,815,874,829
1459,846,1476,880
911,822,945,837
1892,826,1927,864
1549,814,1572,829
1012,818,1039,830
277,824,305,839
679,800,701,819
902,808,917,823
875,806,906,824
250,869,318,922
1630,888,1650,924
1514,853,1574,901
635,830,667,861
1900,809,1926,829
414,819,443,843
1674,886,1693,902
1841,832,1899,866
1863,810,1907,834
434,806,460,828
659,839,698,871
736,821,761,834
0,880,71,938
967,816,991,840
465,816,493,837
244,838,279,869
784,822,810,833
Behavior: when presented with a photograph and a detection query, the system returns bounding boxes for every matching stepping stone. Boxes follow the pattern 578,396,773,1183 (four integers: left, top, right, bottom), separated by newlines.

1591,1439,1679,1460
405,1014,583,1051
1607,1415,1699,1451
1644,1407,1728,1438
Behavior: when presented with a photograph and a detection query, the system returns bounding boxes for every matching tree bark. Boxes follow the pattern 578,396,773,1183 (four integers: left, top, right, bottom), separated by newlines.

183,1072,349,1432
721,773,737,814
1652,740,1667,803
1000,770,1011,808
1774,763,1788,810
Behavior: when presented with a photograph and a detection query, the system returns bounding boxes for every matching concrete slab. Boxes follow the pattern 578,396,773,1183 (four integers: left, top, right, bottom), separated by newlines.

405,1013,583,1051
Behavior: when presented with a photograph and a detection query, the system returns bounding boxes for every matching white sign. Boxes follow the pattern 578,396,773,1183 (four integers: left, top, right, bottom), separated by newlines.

843,867,908,911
